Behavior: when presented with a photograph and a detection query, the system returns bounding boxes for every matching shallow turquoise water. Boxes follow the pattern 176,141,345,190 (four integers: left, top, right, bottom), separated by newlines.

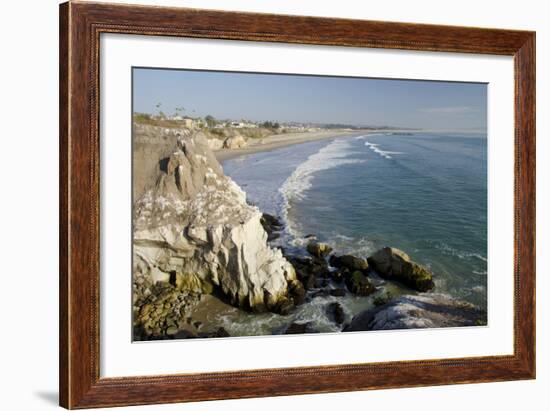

223,132,487,308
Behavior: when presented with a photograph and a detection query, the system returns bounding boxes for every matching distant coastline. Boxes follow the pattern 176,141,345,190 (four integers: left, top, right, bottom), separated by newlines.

214,129,416,162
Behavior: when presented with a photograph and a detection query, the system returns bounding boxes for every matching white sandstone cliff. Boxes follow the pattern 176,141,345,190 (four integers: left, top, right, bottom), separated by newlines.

133,131,296,312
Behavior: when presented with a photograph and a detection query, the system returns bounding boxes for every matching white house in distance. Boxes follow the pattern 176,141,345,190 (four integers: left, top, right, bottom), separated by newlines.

167,115,259,129
229,121,258,128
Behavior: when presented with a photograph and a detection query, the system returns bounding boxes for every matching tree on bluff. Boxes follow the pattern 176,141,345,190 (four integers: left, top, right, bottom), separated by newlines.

205,115,217,127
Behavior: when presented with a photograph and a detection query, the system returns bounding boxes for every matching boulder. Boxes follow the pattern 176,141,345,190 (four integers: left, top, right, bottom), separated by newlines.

261,213,283,228
277,296,295,315
329,288,347,297
329,254,369,272
306,241,333,258
133,131,297,314
373,291,394,307
304,274,316,290
286,255,330,282
223,134,247,149
330,268,346,283
367,247,434,292
326,302,346,325
345,271,376,296
345,294,487,331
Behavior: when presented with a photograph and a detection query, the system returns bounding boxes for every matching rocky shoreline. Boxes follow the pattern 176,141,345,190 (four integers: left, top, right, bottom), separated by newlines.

132,130,486,341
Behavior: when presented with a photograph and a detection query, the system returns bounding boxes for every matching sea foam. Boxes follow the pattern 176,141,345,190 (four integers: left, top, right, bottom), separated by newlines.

279,139,365,241
364,141,403,159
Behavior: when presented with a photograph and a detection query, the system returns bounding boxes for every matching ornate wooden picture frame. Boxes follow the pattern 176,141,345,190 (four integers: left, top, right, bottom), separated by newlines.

59,1,535,408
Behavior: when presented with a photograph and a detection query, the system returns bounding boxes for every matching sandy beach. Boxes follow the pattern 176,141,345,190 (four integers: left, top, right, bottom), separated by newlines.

214,129,359,161
214,129,418,161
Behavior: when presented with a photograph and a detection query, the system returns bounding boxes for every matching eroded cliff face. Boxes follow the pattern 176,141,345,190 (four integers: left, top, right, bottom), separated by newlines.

133,131,296,314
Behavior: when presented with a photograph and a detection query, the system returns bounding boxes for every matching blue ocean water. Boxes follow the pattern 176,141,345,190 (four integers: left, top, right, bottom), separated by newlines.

223,132,487,308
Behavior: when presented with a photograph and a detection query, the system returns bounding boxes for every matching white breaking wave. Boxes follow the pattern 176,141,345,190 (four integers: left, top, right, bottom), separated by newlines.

434,242,488,264
364,141,403,159
355,133,384,140
330,234,375,258
279,139,365,241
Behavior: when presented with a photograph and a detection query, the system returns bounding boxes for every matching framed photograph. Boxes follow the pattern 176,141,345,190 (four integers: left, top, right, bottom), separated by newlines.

59,1,535,408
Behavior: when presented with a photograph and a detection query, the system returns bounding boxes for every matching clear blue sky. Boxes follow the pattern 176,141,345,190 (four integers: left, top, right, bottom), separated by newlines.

133,67,487,130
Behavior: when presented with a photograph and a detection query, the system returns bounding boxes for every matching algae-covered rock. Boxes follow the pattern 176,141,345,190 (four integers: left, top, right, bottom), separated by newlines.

373,291,394,307
367,247,434,292
329,254,369,272
306,241,333,258
286,255,330,283
170,271,214,294
276,296,295,316
345,271,376,296
133,282,201,340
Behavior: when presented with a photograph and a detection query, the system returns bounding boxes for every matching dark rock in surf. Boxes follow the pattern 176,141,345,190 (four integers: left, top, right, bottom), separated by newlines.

260,213,284,241
306,241,333,258
285,256,311,281
329,288,347,297
345,271,376,296
289,279,306,306
286,255,330,282
329,254,369,272
373,291,394,307
309,287,345,300
276,296,295,316
304,274,316,290
330,268,346,283
326,302,346,325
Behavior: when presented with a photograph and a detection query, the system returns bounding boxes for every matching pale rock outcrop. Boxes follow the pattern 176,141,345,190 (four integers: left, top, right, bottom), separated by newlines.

133,131,296,312
345,294,487,331
223,134,247,149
